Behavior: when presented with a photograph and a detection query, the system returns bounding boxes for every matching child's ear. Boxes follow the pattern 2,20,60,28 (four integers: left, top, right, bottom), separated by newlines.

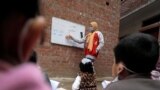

117,63,124,74
19,16,46,62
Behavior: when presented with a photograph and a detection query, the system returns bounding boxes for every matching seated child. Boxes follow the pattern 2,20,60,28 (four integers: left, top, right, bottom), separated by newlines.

72,58,97,90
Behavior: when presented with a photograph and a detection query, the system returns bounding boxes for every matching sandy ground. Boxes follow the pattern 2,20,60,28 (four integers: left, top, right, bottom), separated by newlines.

51,77,112,90
57,81,103,90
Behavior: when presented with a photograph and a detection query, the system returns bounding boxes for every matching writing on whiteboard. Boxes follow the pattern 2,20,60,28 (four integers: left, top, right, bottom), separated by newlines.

51,17,85,48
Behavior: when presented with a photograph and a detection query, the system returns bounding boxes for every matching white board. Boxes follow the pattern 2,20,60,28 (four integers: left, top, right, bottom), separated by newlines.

51,17,85,48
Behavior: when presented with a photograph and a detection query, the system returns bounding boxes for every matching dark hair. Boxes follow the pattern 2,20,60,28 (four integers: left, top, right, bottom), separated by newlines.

79,62,94,74
29,51,37,64
0,0,39,65
0,0,39,21
114,33,159,73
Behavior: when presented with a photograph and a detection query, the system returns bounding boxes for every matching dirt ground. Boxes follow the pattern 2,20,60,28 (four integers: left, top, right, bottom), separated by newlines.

51,77,112,90
58,81,103,90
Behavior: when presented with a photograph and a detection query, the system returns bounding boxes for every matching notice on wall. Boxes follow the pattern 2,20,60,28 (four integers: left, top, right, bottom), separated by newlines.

51,17,85,48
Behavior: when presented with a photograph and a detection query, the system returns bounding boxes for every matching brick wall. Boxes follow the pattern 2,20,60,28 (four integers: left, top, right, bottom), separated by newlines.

121,0,149,17
37,0,120,78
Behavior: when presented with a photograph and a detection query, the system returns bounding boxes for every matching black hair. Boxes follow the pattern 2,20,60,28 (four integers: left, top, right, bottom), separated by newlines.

0,0,39,22
0,0,39,65
114,33,159,73
29,51,37,64
79,62,94,74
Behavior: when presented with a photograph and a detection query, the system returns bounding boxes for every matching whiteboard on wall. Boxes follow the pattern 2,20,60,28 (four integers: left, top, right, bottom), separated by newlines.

51,17,85,48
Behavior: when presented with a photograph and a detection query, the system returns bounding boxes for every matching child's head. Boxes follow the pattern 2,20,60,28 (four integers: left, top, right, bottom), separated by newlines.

0,0,46,66
112,33,159,78
79,58,94,74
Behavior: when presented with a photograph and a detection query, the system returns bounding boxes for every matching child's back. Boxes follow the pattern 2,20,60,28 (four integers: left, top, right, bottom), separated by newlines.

72,58,97,90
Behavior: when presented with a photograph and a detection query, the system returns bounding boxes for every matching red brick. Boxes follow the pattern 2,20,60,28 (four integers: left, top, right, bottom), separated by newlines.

37,0,120,77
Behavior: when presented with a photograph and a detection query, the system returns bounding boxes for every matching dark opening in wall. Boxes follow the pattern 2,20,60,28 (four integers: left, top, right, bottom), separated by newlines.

142,14,160,27
141,14,160,39
106,1,109,6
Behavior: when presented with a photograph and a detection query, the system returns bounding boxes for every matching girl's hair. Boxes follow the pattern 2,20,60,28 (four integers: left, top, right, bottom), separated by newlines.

79,61,94,74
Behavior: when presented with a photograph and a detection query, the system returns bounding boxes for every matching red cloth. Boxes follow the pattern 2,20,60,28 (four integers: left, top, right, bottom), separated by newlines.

85,32,99,57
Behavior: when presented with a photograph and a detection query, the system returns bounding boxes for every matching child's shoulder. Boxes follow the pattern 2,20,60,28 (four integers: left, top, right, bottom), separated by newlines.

0,63,51,90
